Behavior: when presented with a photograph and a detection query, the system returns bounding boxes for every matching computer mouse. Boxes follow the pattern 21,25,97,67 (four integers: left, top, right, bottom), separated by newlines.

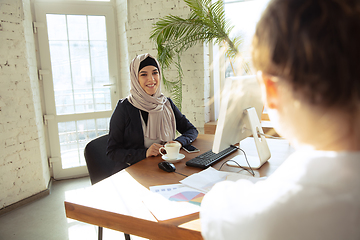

158,161,176,172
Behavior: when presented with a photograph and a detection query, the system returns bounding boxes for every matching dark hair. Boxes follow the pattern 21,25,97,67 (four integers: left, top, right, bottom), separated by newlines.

252,0,360,109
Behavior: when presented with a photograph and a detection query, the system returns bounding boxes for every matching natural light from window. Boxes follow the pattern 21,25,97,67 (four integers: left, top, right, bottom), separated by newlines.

224,0,271,77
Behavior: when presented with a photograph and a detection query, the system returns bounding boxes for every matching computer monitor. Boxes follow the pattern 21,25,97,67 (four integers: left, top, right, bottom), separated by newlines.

212,75,271,169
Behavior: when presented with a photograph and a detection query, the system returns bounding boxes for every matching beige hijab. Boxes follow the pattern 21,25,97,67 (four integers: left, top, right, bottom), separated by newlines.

128,53,176,142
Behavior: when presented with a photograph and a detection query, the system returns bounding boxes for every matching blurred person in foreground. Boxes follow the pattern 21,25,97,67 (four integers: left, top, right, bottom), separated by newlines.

200,0,360,239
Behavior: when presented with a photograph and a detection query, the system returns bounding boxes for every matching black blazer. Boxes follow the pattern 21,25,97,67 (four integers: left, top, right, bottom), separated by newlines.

106,98,198,170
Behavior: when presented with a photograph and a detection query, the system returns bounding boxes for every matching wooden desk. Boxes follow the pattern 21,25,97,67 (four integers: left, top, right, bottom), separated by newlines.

65,134,294,240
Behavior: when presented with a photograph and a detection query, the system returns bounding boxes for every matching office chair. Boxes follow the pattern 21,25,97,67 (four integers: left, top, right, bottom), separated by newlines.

84,134,131,240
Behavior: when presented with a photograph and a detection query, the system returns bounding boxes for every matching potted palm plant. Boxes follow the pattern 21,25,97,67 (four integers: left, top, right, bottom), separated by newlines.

150,0,244,110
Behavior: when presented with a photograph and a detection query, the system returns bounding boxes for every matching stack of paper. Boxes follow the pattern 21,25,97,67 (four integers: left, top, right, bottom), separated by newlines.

142,184,202,221
142,167,264,221
179,167,229,192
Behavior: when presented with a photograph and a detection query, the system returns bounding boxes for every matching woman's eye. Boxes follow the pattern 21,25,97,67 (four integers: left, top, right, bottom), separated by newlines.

153,72,159,75
140,74,147,77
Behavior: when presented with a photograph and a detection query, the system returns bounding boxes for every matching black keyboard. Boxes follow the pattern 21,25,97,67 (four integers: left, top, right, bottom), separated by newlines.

186,145,238,169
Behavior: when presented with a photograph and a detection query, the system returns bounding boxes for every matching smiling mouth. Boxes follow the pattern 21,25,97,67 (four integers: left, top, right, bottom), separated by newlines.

147,84,156,88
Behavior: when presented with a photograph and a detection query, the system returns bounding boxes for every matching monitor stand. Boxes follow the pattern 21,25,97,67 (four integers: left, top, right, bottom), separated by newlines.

228,107,271,169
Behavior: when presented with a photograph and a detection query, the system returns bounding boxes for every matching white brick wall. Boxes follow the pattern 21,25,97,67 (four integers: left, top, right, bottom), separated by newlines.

118,0,210,132
0,0,211,209
0,0,50,209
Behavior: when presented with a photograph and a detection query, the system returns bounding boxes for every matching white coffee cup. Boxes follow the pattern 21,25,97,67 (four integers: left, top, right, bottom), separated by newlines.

159,142,181,160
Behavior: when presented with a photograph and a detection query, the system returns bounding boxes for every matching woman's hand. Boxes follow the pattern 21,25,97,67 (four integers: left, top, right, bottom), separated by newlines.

146,143,163,158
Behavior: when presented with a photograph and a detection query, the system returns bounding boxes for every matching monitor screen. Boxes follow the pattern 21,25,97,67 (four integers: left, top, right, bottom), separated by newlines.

212,75,264,153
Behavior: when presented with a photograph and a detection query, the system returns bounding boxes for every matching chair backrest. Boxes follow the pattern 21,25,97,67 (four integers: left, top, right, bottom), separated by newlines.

84,134,121,185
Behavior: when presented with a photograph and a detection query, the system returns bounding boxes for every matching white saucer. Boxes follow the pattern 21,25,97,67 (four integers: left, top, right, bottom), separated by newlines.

161,153,185,163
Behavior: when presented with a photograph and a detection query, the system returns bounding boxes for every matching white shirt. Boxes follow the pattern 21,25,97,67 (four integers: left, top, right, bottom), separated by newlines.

200,150,360,240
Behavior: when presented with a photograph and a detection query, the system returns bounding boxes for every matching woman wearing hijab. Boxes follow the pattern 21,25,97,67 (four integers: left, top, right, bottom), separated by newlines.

106,53,198,169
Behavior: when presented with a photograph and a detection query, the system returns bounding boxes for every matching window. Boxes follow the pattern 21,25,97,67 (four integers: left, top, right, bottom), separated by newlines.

224,0,270,77
34,0,119,179
210,0,271,122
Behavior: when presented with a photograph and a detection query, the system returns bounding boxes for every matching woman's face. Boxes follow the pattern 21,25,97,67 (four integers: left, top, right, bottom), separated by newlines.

138,65,160,96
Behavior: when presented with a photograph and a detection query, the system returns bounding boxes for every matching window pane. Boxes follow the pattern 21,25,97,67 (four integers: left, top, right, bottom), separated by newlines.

224,0,270,76
90,40,111,111
48,41,75,114
46,13,112,115
49,41,72,90
88,16,107,41
90,41,109,78
46,14,68,41
59,118,110,169
58,121,79,169
94,77,111,111
69,41,94,113
67,15,88,41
